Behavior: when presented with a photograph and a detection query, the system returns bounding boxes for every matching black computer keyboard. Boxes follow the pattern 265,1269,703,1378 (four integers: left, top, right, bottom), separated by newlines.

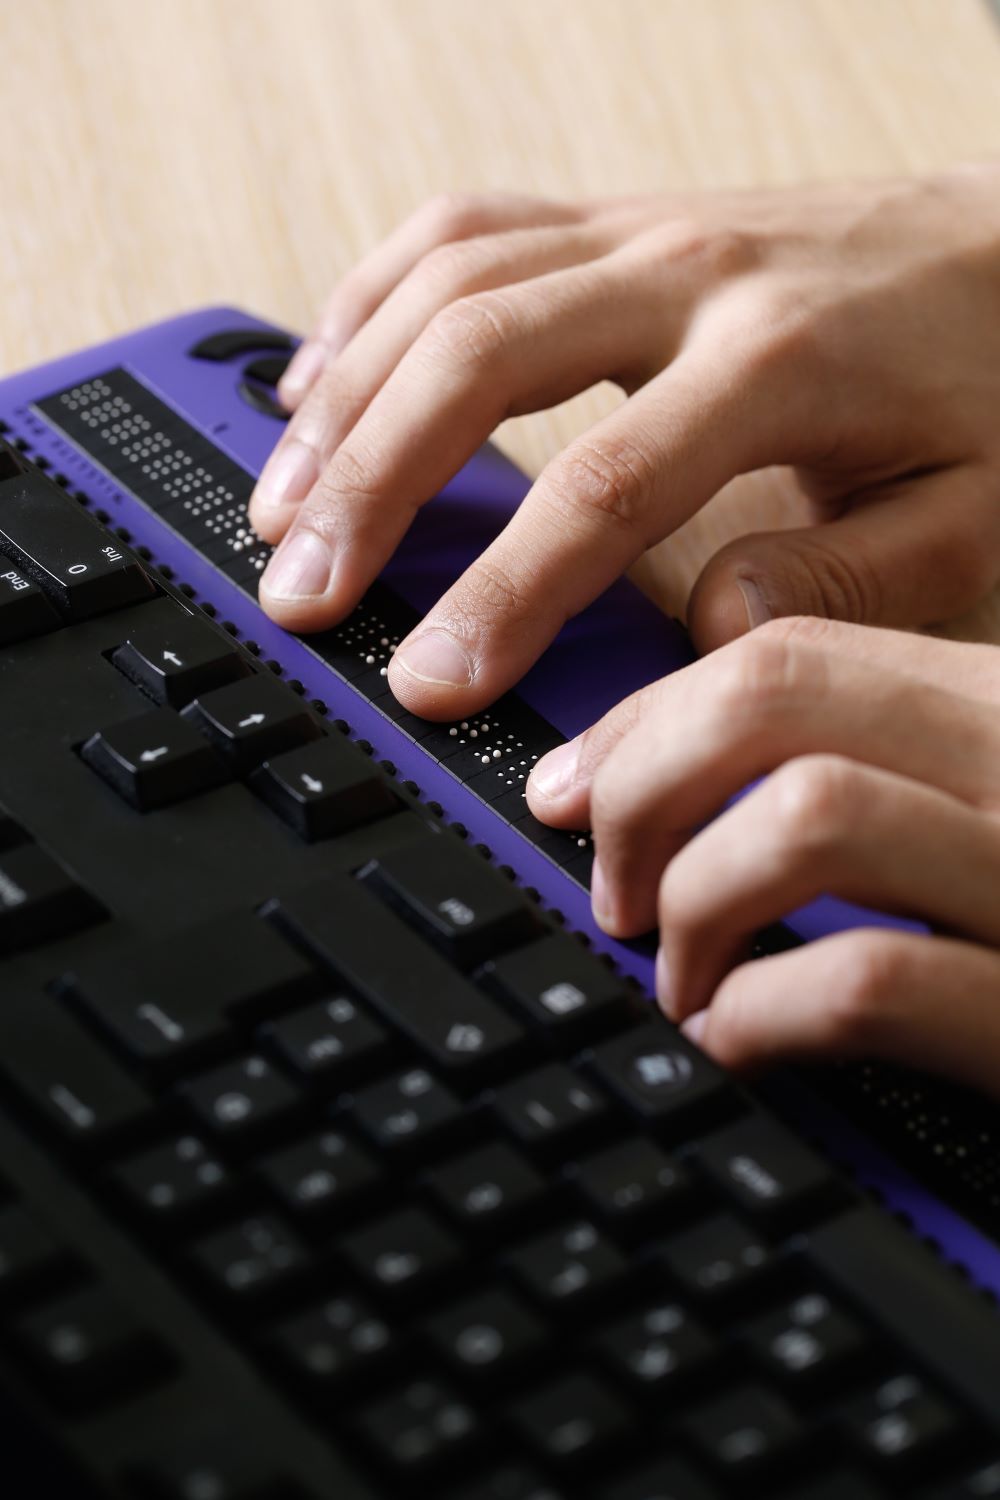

1,437,1000,1500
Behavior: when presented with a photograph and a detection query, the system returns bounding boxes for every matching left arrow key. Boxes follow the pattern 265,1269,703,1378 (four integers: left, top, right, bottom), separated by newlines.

81,707,229,810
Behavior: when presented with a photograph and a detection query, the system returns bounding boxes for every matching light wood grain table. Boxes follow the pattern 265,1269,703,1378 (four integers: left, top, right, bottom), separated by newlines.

4,0,1000,634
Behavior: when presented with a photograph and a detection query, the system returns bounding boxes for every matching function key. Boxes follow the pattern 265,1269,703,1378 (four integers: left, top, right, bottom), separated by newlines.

110,1136,233,1228
589,1026,735,1137
681,1383,803,1481
0,553,60,644
425,1287,545,1384
13,1284,171,1409
182,676,322,773
842,1372,961,1476
742,1291,868,1393
694,1117,839,1232
506,1221,628,1315
342,1207,462,1302
269,1293,395,1391
112,611,251,706
252,738,397,841
263,996,391,1086
595,1302,718,1394
352,1068,462,1156
508,1372,630,1468
81,706,228,810
570,1138,694,1236
424,1142,546,1238
482,934,632,1047
661,1213,777,1307
361,837,541,967
492,1064,609,1159
357,1378,482,1475
257,1130,381,1223
181,1056,301,1146
190,1213,309,1304
0,844,106,954
0,472,155,620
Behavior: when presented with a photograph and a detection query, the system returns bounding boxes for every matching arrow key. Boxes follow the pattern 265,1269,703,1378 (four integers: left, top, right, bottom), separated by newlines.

81,707,229,810
252,737,398,840
112,611,251,707
183,676,323,773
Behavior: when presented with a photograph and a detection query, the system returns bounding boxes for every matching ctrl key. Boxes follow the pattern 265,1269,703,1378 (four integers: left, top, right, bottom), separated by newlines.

81,707,228,810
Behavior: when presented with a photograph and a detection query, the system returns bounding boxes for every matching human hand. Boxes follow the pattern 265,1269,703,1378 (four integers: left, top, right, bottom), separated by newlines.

251,169,1000,719
526,617,1000,1095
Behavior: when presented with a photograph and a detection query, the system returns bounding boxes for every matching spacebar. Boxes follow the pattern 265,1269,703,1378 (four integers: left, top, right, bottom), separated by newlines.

807,1205,1000,1432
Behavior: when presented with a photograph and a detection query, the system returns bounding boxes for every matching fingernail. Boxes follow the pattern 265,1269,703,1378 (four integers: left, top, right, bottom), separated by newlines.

590,857,615,931
261,528,332,600
737,576,771,630
394,630,473,688
530,739,581,801
681,1010,708,1046
279,341,327,405
253,439,318,510
655,947,675,1016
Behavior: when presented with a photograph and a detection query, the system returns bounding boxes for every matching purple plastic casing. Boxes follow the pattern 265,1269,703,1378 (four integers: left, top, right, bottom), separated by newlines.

4,305,999,1294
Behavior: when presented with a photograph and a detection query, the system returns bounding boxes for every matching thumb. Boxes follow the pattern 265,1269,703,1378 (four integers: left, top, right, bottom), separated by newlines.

687,465,1000,654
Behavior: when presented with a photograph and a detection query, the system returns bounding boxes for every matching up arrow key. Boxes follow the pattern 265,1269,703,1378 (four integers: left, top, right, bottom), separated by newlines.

162,650,183,667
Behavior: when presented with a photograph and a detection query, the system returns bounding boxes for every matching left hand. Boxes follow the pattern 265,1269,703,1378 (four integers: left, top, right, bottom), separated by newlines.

525,616,1000,1095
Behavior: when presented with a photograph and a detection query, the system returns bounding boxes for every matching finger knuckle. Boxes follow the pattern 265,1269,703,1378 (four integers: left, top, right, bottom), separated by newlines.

825,936,910,1049
769,753,859,854
424,293,514,372
712,633,801,724
417,237,493,294
753,614,851,651
420,190,491,243
457,553,538,631
549,437,656,538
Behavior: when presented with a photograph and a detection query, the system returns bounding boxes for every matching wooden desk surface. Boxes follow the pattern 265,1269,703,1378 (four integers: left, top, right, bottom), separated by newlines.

4,0,1000,632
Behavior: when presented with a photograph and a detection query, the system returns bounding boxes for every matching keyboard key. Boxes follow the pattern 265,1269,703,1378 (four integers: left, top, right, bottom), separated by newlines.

743,1291,868,1392
111,1136,233,1227
451,1468,567,1500
508,1372,630,1466
182,676,322,773
357,1378,482,1474
263,995,391,1086
191,1214,309,1302
182,1056,301,1146
0,807,28,851
266,878,525,1079
0,554,60,644
68,914,318,1075
424,1143,546,1237
426,1288,545,1383
601,1458,721,1500
589,1026,734,1137
112,611,250,706
493,1065,609,1158
506,1221,627,1313
0,997,151,1148
843,1372,961,1474
81,706,228,810
694,1117,838,1231
14,1285,170,1407
0,844,105,953
342,1208,462,1301
361,837,540,966
252,738,397,840
482,934,632,1046
0,470,154,619
595,1302,718,1393
661,1214,776,1306
682,1383,803,1478
570,1138,693,1235
269,1294,395,1390
128,1435,303,1500
0,1204,73,1300
258,1131,380,1221
353,1068,463,1155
